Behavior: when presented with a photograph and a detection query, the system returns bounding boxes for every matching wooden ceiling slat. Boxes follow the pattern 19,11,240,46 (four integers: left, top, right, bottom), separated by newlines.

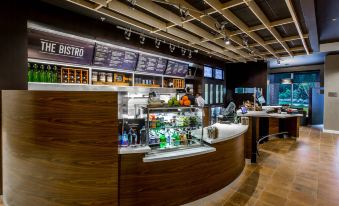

285,0,310,54
132,0,248,61
244,0,293,57
204,0,279,58
67,0,234,61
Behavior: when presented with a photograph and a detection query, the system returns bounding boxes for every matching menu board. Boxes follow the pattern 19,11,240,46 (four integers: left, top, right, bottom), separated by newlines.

165,61,189,77
135,54,167,74
93,43,138,71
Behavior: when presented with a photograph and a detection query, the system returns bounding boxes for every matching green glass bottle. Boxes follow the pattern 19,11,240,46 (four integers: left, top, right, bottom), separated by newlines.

40,64,46,83
33,64,39,82
27,63,33,82
52,65,58,83
46,65,52,83
159,133,166,149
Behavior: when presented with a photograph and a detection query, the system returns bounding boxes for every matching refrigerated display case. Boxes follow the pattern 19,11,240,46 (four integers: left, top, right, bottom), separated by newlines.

145,106,203,153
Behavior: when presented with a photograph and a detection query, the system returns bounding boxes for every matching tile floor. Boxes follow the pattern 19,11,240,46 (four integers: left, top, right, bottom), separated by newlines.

188,126,339,206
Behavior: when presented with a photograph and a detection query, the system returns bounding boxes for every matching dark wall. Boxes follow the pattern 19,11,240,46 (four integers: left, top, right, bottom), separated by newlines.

0,0,28,195
28,0,225,68
0,0,28,90
225,61,268,107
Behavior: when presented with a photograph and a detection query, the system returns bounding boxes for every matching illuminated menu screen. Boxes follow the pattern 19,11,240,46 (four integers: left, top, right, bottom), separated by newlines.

135,54,167,74
215,69,223,80
165,60,189,77
204,66,213,78
93,43,138,71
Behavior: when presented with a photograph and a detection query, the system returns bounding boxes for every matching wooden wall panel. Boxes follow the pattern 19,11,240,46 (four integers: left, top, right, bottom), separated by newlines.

2,91,118,206
119,134,245,206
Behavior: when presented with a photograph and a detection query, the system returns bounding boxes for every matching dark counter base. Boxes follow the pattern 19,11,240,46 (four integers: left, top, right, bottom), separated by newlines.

119,134,245,206
244,116,300,163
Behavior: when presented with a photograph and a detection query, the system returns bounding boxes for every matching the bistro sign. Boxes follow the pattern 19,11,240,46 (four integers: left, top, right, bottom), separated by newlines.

28,29,95,65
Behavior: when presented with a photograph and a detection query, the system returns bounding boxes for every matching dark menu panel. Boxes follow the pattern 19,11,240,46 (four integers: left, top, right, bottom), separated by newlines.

165,61,189,77
93,43,138,71
135,54,167,74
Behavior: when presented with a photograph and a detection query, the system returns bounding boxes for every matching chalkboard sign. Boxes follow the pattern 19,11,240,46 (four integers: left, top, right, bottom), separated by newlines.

165,60,189,77
135,54,167,74
93,43,138,71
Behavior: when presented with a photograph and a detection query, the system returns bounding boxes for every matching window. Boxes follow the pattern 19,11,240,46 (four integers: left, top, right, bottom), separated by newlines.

268,71,320,108
210,84,214,104
204,83,209,104
216,85,219,104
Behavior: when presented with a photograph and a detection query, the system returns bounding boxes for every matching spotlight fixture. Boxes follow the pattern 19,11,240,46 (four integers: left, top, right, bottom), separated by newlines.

188,50,192,59
139,34,146,45
169,44,176,53
194,49,199,53
242,34,249,47
215,21,228,31
126,0,137,6
124,29,132,40
100,17,106,22
179,7,189,21
155,38,161,48
181,47,187,56
224,37,231,45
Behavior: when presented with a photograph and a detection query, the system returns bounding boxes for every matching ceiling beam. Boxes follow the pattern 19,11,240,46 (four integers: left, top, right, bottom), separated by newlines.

202,0,246,16
261,46,304,55
132,0,251,61
108,0,239,61
160,0,261,60
203,0,279,58
235,34,309,49
299,0,319,52
66,0,232,61
285,0,310,54
243,0,292,57
200,17,293,41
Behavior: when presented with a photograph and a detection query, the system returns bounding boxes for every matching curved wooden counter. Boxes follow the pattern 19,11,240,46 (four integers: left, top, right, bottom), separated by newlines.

2,91,119,206
119,133,245,206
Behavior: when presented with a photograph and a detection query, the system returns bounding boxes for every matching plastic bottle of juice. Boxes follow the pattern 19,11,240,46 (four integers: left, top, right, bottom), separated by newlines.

160,133,166,149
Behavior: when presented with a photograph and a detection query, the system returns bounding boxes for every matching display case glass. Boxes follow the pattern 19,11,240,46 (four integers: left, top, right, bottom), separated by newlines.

146,107,203,153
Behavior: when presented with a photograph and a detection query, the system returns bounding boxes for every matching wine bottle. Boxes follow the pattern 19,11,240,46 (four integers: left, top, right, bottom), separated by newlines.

33,64,39,82
40,64,46,82
46,65,52,83
27,63,33,82
52,66,58,83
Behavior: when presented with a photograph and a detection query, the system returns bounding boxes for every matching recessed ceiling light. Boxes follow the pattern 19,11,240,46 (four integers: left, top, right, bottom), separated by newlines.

332,18,337,22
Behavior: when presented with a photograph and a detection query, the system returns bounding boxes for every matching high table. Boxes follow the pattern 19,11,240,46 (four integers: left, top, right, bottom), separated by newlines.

237,111,302,163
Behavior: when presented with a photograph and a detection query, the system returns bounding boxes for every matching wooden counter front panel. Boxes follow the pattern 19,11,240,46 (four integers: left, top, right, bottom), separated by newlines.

2,91,119,206
119,135,245,206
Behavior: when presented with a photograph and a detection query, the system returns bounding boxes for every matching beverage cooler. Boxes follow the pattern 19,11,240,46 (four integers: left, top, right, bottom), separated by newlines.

117,91,204,155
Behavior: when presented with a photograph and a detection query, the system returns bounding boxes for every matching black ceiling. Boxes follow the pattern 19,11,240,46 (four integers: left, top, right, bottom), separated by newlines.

316,0,339,44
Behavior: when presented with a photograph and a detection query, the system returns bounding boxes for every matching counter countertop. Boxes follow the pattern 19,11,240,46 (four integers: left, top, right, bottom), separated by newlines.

237,110,303,118
202,123,248,144
119,146,151,154
143,146,216,163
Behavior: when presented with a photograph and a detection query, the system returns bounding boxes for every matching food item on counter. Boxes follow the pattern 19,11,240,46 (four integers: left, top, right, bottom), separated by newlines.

168,97,180,107
179,96,191,106
183,99,191,106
